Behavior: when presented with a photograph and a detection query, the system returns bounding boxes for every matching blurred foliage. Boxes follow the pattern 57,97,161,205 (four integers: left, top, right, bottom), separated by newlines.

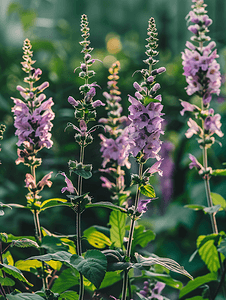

0,0,226,299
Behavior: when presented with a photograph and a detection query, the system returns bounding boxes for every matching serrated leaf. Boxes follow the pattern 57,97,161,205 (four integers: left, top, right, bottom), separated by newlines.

203,205,221,214
6,234,36,243
40,198,72,212
70,250,107,289
197,235,221,272
179,273,217,298
58,291,79,300
2,251,14,266
131,225,155,252
212,169,226,176
86,201,127,213
52,268,79,294
0,276,15,286
109,210,126,248
41,236,69,253
184,204,206,211
210,193,226,210
15,260,42,272
72,169,92,179
0,264,32,286
134,253,193,280
139,184,155,198
27,251,72,265
6,293,45,300
83,227,112,249
12,239,39,249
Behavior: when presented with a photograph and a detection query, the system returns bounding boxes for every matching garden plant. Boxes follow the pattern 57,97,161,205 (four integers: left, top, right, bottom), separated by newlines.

0,0,226,299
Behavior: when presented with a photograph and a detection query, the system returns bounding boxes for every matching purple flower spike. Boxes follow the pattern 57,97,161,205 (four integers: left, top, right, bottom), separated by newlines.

137,199,152,214
60,172,77,194
185,118,202,138
204,114,224,137
92,100,105,108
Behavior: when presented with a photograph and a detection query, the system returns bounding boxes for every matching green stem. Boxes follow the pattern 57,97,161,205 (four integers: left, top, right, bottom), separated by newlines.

77,145,85,300
121,164,143,300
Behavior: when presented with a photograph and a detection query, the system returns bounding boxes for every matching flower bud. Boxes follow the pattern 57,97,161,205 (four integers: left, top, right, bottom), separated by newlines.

38,81,49,92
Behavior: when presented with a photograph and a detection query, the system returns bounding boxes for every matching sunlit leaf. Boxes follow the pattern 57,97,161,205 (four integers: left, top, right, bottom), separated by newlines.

83,227,111,249
184,204,206,211
210,193,226,210
143,96,161,106
212,169,226,176
109,210,126,248
15,260,42,272
218,237,226,257
70,250,107,289
179,273,217,298
0,264,32,286
2,251,14,266
41,235,69,253
40,198,72,211
139,184,155,198
58,291,79,300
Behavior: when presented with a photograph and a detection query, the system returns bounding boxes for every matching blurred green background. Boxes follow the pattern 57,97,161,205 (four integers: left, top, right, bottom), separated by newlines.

0,0,226,298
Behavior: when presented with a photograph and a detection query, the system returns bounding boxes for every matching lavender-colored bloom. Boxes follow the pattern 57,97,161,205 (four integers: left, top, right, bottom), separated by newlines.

137,199,152,214
149,281,166,300
185,118,202,138
100,176,115,190
92,100,105,108
147,159,163,176
180,100,199,116
68,96,79,106
60,172,77,194
38,81,49,92
189,154,204,174
37,172,53,190
204,114,223,137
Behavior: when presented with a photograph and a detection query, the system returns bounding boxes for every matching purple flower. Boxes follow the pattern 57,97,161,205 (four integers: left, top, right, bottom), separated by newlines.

146,159,163,176
92,100,105,108
37,172,53,190
149,281,166,300
100,176,115,190
137,199,152,214
68,96,79,106
185,118,202,138
189,154,204,174
60,172,77,194
204,114,223,137
180,100,200,116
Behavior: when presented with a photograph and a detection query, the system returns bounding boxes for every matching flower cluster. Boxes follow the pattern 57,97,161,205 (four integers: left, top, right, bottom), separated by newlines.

127,18,165,163
181,0,221,106
12,39,54,203
12,39,54,154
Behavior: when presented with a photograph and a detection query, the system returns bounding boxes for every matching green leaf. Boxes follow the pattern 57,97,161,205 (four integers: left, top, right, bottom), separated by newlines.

0,276,15,286
52,268,79,294
27,251,72,265
197,234,222,272
139,184,155,198
0,264,32,286
5,234,36,243
210,193,226,210
218,237,226,257
212,169,226,176
15,260,42,272
20,10,37,31
184,204,206,211
58,291,79,300
6,293,45,300
70,250,107,289
83,227,112,249
86,201,127,213
72,169,92,179
144,271,183,289
134,254,193,279
41,236,69,253
109,210,126,248
185,297,208,300
0,233,8,242
131,225,155,252
11,239,39,249
203,205,221,214
40,198,72,212
99,271,121,289
179,273,217,298
143,96,161,106
2,251,14,266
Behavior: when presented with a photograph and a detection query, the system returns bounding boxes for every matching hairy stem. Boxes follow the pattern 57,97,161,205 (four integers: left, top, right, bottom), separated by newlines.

121,164,143,300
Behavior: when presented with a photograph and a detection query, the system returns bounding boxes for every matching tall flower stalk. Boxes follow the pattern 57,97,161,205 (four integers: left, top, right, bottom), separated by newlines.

11,38,55,289
181,0,225,297
121,17,165,300
181,0,222,234
99,61,130,205
61,14,103,300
